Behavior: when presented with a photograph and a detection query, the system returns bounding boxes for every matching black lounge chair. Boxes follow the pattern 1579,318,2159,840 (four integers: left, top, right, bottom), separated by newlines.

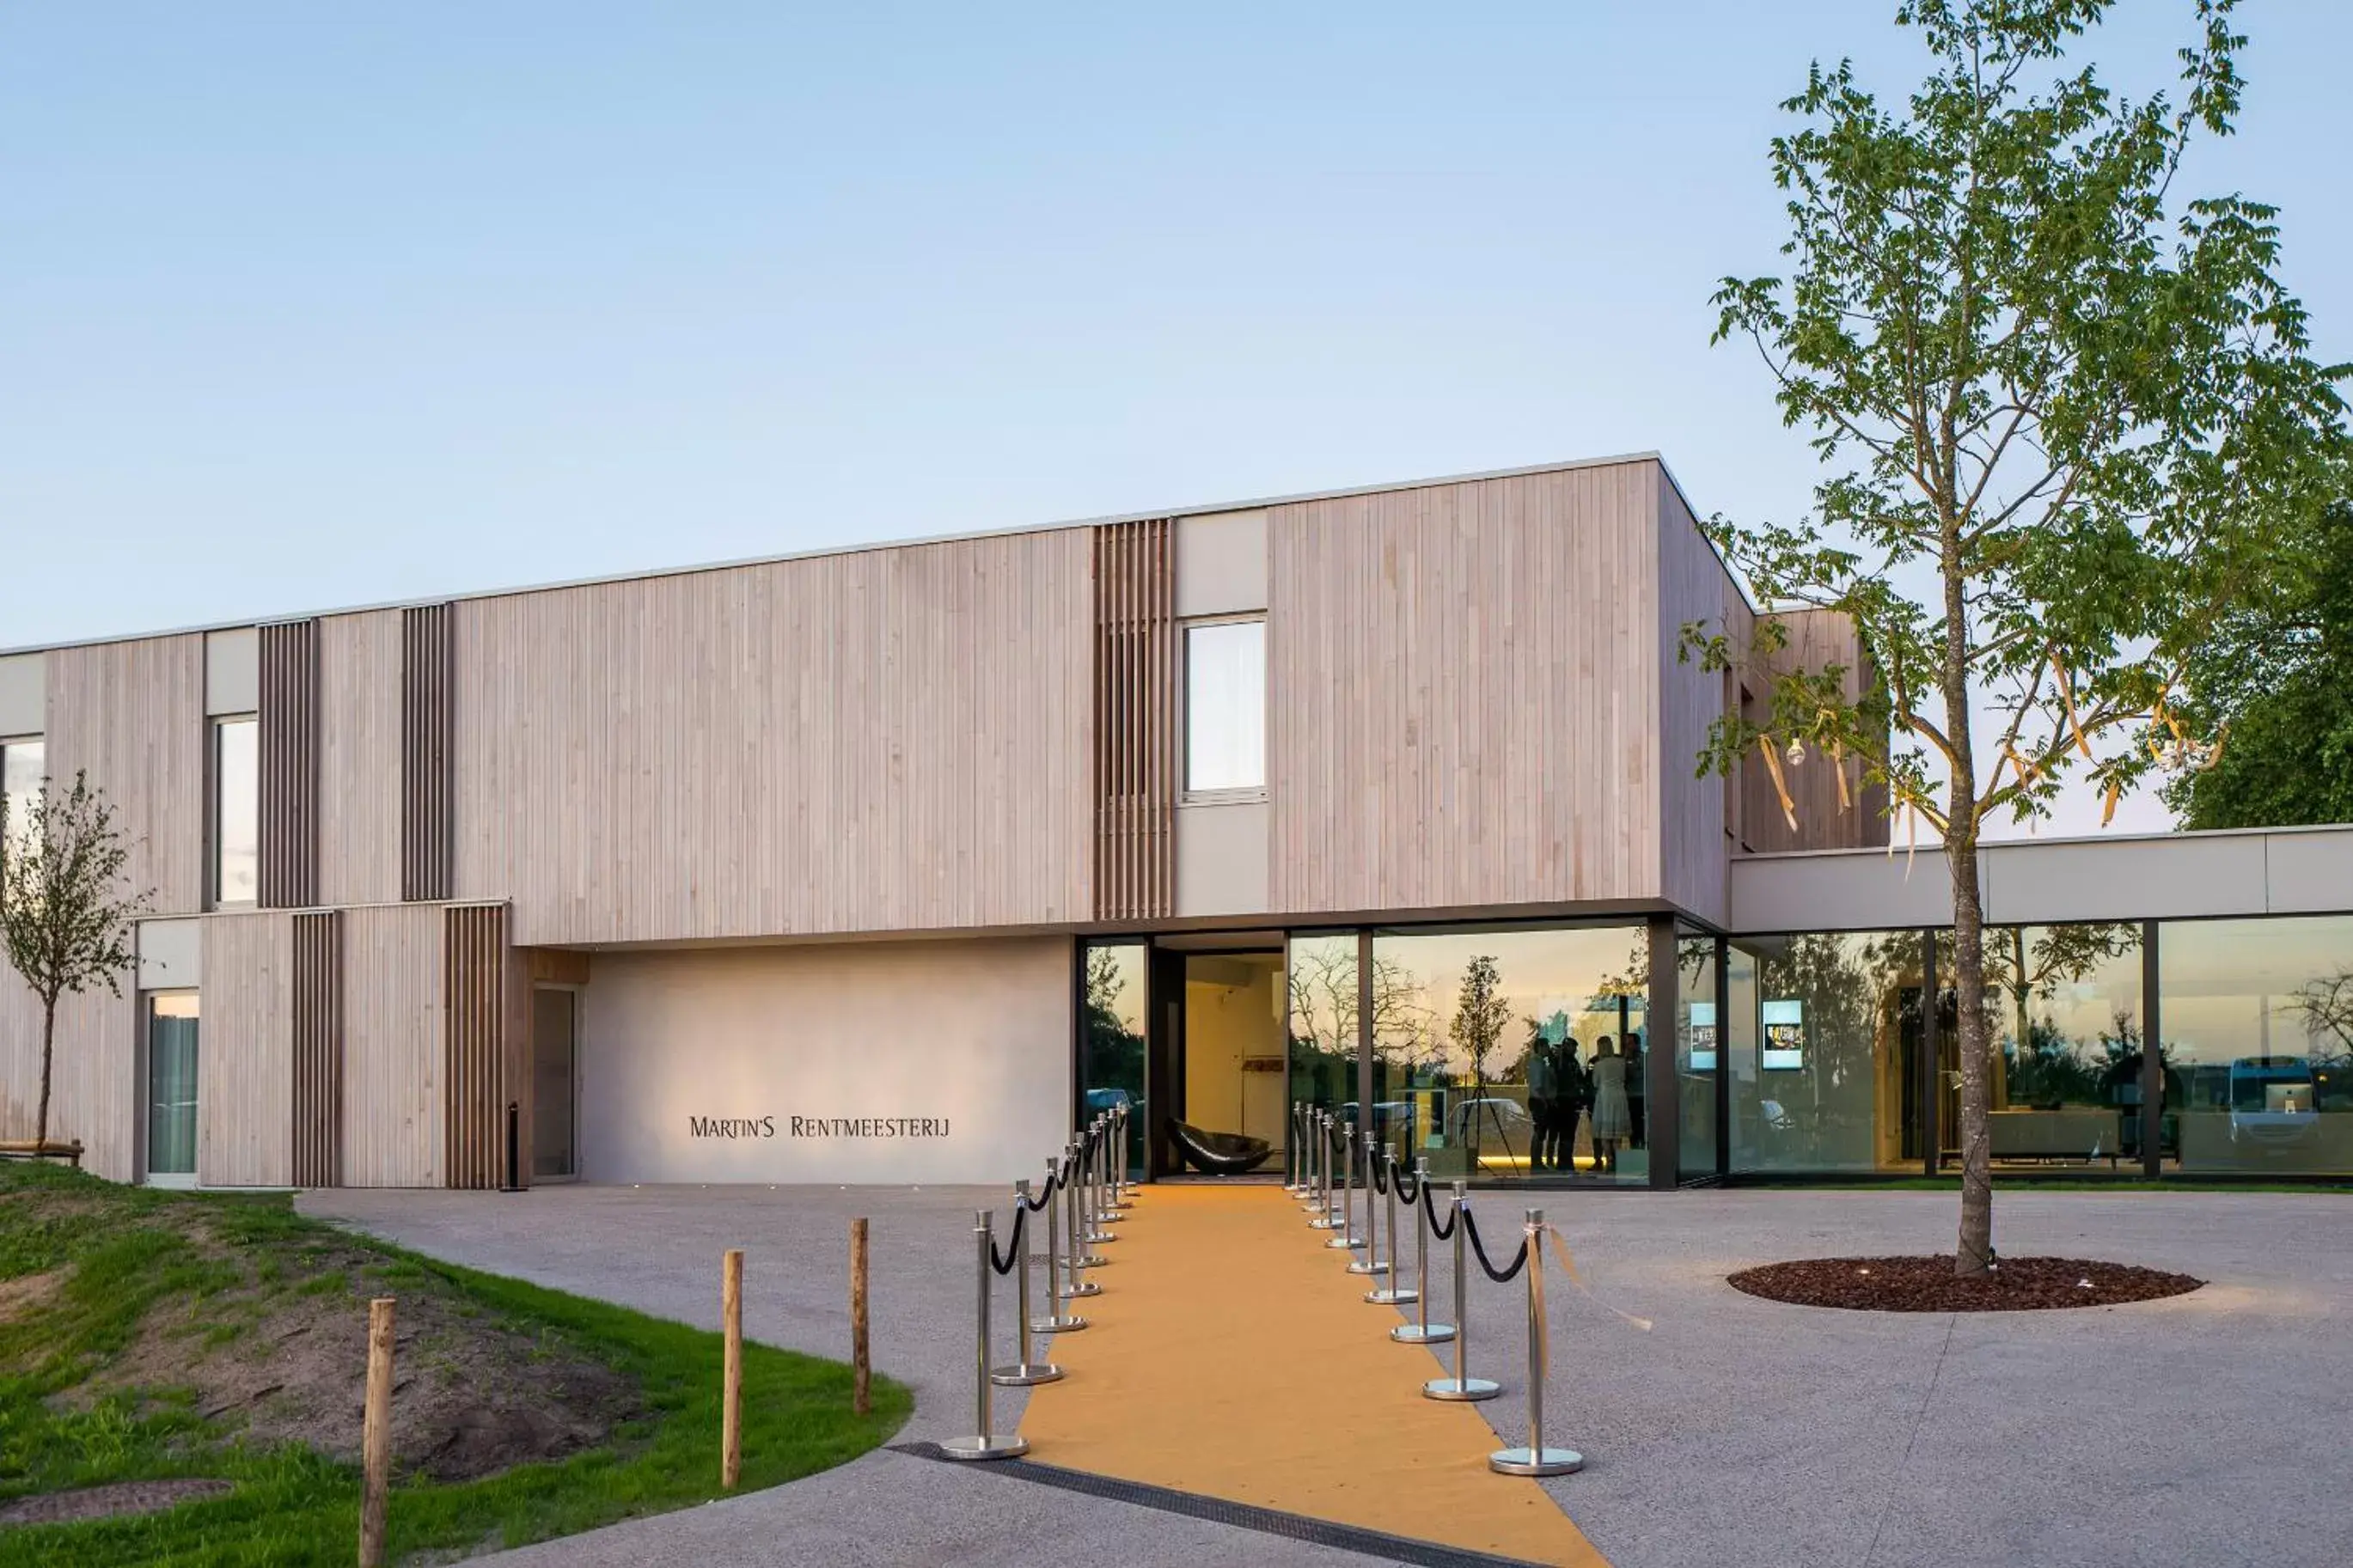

1168,1120,1274,1175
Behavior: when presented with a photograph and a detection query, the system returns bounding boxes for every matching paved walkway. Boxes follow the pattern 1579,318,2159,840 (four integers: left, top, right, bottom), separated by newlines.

1020,1183,1602,1564
299,1185,2353,1568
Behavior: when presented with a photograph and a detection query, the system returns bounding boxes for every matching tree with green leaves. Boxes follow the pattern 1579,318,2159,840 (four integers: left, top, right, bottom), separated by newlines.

2164,496,2353,828
1,769,155,1155
1684,1,2345,1274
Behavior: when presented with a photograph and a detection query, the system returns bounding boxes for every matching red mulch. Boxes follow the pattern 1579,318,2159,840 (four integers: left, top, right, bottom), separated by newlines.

1727,1255,2202,1312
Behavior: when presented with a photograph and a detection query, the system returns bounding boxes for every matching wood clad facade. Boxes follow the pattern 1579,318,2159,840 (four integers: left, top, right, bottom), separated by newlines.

449,528,1094,946
319,610,405,907
46,635,206,914
197,911,294,1187
442,903,506,1190
1268,463,1666,914
290,911,343,1187
341,902,444,1187
401,603,456,902
1738,607,1891,857
1092,518,1175,921
1657,474,1740,926
258,619,321,909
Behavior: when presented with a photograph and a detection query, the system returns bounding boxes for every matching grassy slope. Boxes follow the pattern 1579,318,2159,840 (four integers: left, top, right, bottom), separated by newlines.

0,1163,909,1567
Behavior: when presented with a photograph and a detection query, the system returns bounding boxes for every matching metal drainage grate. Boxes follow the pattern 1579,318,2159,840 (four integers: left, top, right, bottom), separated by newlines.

889,1442,1552,1567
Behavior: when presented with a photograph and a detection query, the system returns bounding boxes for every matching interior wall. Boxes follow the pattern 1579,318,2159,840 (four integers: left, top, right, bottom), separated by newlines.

1183,954,1286,1148
579,936,1073,1184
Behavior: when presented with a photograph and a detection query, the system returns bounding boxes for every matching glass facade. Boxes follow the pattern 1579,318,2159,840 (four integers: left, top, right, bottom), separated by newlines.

2160,914,2353,1174
1677,936,1718,1180
532,987,578,1179
1982,924,2144,1170
1183,620,1265,792
146,992,200,1181
212,716,258,906
1081,940,1147,1175
1370,924,1650,1185
1729,930,1925,1173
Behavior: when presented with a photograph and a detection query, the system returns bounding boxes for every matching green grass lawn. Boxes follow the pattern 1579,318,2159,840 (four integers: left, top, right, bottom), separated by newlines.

0,1162,909,1567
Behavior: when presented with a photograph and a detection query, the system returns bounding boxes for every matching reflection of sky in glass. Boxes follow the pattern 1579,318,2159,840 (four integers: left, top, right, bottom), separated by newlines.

215,717,258,905
1373,924,1647,1080
2161,915,2353,1067
2,739,43,850
1185,621,1264,791
1087,943,1147,1035
1990,925,2141,1052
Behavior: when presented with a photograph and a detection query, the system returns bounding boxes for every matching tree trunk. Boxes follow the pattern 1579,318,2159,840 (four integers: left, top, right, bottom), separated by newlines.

1949,839,1995,1276
35,997,57,1153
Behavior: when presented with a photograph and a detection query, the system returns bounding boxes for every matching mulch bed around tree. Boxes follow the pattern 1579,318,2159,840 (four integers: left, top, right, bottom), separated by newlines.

1727,1255,2202,1312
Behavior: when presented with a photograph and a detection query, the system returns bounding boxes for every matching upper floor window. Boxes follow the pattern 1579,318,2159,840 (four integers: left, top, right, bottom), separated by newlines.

1,736,43,854
211,716,258,906
1185,619,1265,794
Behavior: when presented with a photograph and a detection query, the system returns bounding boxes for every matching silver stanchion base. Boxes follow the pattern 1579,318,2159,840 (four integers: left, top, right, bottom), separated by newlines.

1363,1286,1417,1305
1031,1314,1089,1332
1489,1445,1584,1476
938,1434,1030,1461
990,1362,1066,1386
1307,1215,1339,1230
1390,1321,1454,1344
1344,1258,1390,1276
1076,1252,1108,1267
1424,1376,1500,1402
1325,1233,1366,1250
1085,1230,1116,1244
1066,1280,1103,1297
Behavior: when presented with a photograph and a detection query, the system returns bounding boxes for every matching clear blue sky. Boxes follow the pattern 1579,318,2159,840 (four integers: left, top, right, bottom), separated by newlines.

6,3,2347,832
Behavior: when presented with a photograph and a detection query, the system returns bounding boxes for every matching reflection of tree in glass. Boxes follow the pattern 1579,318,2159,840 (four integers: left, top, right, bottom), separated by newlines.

1449,955,1512,1092
1760,933,1917,1157
2291,971,2353,1106
1285,945,1433,1101
1983,924,2140,1108
1083,946,1143,1099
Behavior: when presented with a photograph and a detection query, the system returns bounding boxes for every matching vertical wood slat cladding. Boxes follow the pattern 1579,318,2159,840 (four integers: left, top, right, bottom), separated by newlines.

319,611,405,907
197,911,295,1187
1092,518,1174,921
442,903,506,1189
46,635,206,914
1739,608,1892,855
1656,476,1739,926
258,619,321,908
1268,465,1665,915
290,911,343,1187
451,530,1093,946
401,604,455,902
341,903,443,1187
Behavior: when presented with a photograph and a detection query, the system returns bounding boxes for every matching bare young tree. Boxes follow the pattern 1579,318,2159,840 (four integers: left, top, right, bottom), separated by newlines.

1,770,153,1154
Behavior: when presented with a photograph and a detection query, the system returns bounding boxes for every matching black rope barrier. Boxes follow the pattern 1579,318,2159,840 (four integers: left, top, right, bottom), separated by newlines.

1022,1175,1056,1211
989,1203,1027,1275
1461,1204,1529,1284
1420,1180,1456,1240
1391,1160,1419,1205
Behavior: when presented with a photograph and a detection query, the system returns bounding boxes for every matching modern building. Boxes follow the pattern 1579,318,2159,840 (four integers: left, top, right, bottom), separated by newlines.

3,453,2350,1191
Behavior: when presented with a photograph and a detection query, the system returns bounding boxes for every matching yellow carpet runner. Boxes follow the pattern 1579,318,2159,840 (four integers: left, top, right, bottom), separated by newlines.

1016,1183,1608,1566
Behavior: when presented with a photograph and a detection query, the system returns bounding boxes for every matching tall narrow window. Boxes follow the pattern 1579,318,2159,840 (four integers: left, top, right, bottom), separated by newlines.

1,736,42,854
1184,619,1265,793
146,991,201,1185
212,716,259,906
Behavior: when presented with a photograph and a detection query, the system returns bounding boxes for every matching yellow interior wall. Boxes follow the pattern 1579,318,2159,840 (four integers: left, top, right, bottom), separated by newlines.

1184,955,1287,1148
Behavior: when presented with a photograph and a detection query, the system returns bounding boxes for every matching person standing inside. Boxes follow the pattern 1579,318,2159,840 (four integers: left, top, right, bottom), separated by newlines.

1525,1029,1559,1174
1589,1035,1631,1174
1623,1028,1647,1152
1557,1036,1588,1174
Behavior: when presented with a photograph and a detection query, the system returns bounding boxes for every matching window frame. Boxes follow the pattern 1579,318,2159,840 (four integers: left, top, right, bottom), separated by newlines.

208,712,259,910
1179,613,1268,802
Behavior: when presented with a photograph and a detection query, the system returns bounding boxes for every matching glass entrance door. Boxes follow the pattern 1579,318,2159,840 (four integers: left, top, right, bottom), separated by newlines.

145,992,199,1186
532,986,578,1180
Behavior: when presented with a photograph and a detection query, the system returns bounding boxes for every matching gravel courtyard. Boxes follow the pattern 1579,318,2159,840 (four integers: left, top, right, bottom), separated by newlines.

301,1185,2353,1568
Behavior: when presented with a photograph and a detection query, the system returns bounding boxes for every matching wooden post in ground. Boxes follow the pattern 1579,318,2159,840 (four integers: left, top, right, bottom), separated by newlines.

358,1296,394,1568
721,1249,743,1490
850,1218,871,1416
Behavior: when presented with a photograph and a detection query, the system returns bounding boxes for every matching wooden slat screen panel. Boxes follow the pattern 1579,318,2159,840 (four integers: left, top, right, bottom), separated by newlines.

341,902,443,1187
258,619,321,908
1268,464,1666,916
401,603,455,902
449,529,1093,945
1091,517,1174,921
319,611,404,906
442,902,505,1190
290,910,343,1187
196,911,295,1187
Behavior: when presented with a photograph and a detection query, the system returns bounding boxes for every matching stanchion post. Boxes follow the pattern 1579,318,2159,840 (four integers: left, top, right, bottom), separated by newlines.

1308,1112,1335,1227
358,1296,394,1568
1328,1120,1362,1251
850,1218,871,1416
1036,1157,1089,1329
1490,1208,1583,1476
941,1211,1029,1461
1423,1182,1497,1401
1066,1144,1103,1290
1091,1116,1121,1231
993,1181,1064,1386
1365,1149,1414,1303
1347,1132,1384,1275
1391,1157,1452,1344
